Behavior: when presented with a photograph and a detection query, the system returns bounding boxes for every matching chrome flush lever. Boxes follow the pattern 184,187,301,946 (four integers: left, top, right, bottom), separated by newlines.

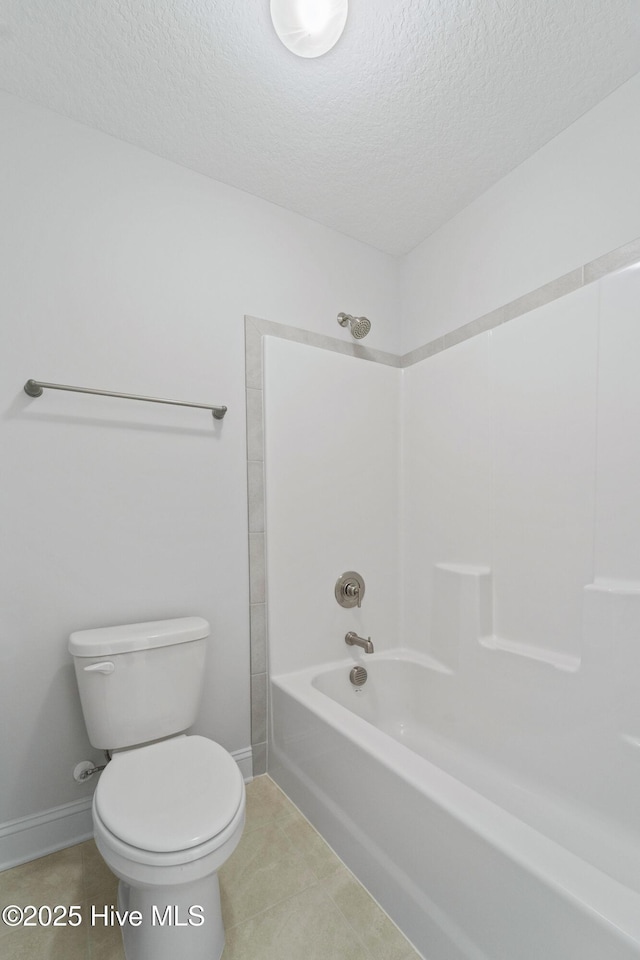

83,661,115,675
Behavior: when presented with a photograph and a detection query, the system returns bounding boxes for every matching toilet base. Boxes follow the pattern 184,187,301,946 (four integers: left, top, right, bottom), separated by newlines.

117,872,225,960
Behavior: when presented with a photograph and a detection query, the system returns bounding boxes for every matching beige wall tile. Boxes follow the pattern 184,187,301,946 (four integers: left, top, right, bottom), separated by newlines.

249,603,266,674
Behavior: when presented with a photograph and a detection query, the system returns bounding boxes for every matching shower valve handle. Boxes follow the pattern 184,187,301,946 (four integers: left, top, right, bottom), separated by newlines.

344,582,361,607
335,571,366,609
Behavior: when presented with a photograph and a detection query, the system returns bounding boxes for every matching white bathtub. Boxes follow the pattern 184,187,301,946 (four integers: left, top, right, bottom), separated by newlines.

269,649,640,960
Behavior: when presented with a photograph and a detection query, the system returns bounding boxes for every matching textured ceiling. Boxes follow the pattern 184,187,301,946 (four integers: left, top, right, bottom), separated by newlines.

1,0,639,255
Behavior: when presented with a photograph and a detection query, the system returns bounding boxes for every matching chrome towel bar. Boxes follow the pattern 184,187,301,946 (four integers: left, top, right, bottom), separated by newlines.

23,379,227,420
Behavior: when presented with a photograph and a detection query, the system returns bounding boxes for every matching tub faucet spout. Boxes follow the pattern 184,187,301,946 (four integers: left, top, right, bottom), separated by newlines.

345,631,374,654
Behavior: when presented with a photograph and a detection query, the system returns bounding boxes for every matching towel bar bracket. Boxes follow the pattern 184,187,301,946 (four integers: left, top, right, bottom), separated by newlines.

24,379,44,398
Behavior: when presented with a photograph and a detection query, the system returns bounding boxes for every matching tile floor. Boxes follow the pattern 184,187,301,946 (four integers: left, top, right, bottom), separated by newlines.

0,775,422,960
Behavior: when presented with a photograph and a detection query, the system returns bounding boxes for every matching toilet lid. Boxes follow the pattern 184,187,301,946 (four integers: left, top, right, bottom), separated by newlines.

95,736,244,853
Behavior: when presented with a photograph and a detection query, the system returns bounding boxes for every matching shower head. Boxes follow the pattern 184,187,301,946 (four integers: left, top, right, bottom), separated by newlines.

337,312,371,340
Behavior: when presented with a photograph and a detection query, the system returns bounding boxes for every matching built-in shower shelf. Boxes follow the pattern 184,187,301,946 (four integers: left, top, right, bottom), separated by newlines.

479,635,581,673
585,579,640,595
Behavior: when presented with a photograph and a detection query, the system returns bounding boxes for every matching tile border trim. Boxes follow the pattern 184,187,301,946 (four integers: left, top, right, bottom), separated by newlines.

401,235,640,366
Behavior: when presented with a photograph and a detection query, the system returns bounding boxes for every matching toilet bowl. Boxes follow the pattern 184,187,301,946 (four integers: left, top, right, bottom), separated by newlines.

68,617,246,960
92,735,245,960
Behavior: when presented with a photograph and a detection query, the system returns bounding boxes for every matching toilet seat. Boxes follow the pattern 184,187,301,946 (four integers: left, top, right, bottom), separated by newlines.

94,735,244,860
93,788,245,880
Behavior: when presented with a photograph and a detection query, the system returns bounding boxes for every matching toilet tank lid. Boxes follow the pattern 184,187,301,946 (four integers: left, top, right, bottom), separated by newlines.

68,617,210,657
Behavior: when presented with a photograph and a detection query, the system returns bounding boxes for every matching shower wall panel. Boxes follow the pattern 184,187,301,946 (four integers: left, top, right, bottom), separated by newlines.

263,336,401,676
401,266,639,670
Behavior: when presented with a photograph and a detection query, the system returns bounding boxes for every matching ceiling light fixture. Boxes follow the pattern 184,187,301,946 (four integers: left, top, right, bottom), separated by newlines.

270,0,348,58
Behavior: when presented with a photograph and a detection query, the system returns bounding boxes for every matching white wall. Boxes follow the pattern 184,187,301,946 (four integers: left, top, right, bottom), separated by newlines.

0,92,399,847
264,337,400,676
401,72,640,351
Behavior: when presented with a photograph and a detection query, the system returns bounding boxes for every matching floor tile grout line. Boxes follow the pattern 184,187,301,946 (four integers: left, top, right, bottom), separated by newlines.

313,881,382,960
224,777,351,935
223,872,322,932
323,881,418,960
255,777,421,957
222,787,324,930
258,778,381,892
239,808,302,835
224,875,387,960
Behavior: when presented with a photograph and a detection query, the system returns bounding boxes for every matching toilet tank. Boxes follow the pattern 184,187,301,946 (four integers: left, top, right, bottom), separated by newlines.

69,617,209,750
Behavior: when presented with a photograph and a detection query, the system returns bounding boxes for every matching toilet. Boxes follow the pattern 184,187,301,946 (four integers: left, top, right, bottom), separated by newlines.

69,617,245,960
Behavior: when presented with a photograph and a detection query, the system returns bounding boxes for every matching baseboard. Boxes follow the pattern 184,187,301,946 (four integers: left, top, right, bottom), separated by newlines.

0,797,94,872
232,745,254,782
0,745,254,871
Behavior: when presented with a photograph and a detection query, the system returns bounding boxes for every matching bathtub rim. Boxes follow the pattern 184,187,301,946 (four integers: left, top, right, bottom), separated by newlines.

270,647,640,947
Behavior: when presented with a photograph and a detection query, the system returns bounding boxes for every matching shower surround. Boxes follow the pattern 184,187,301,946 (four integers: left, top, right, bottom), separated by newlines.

246,239,640,958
